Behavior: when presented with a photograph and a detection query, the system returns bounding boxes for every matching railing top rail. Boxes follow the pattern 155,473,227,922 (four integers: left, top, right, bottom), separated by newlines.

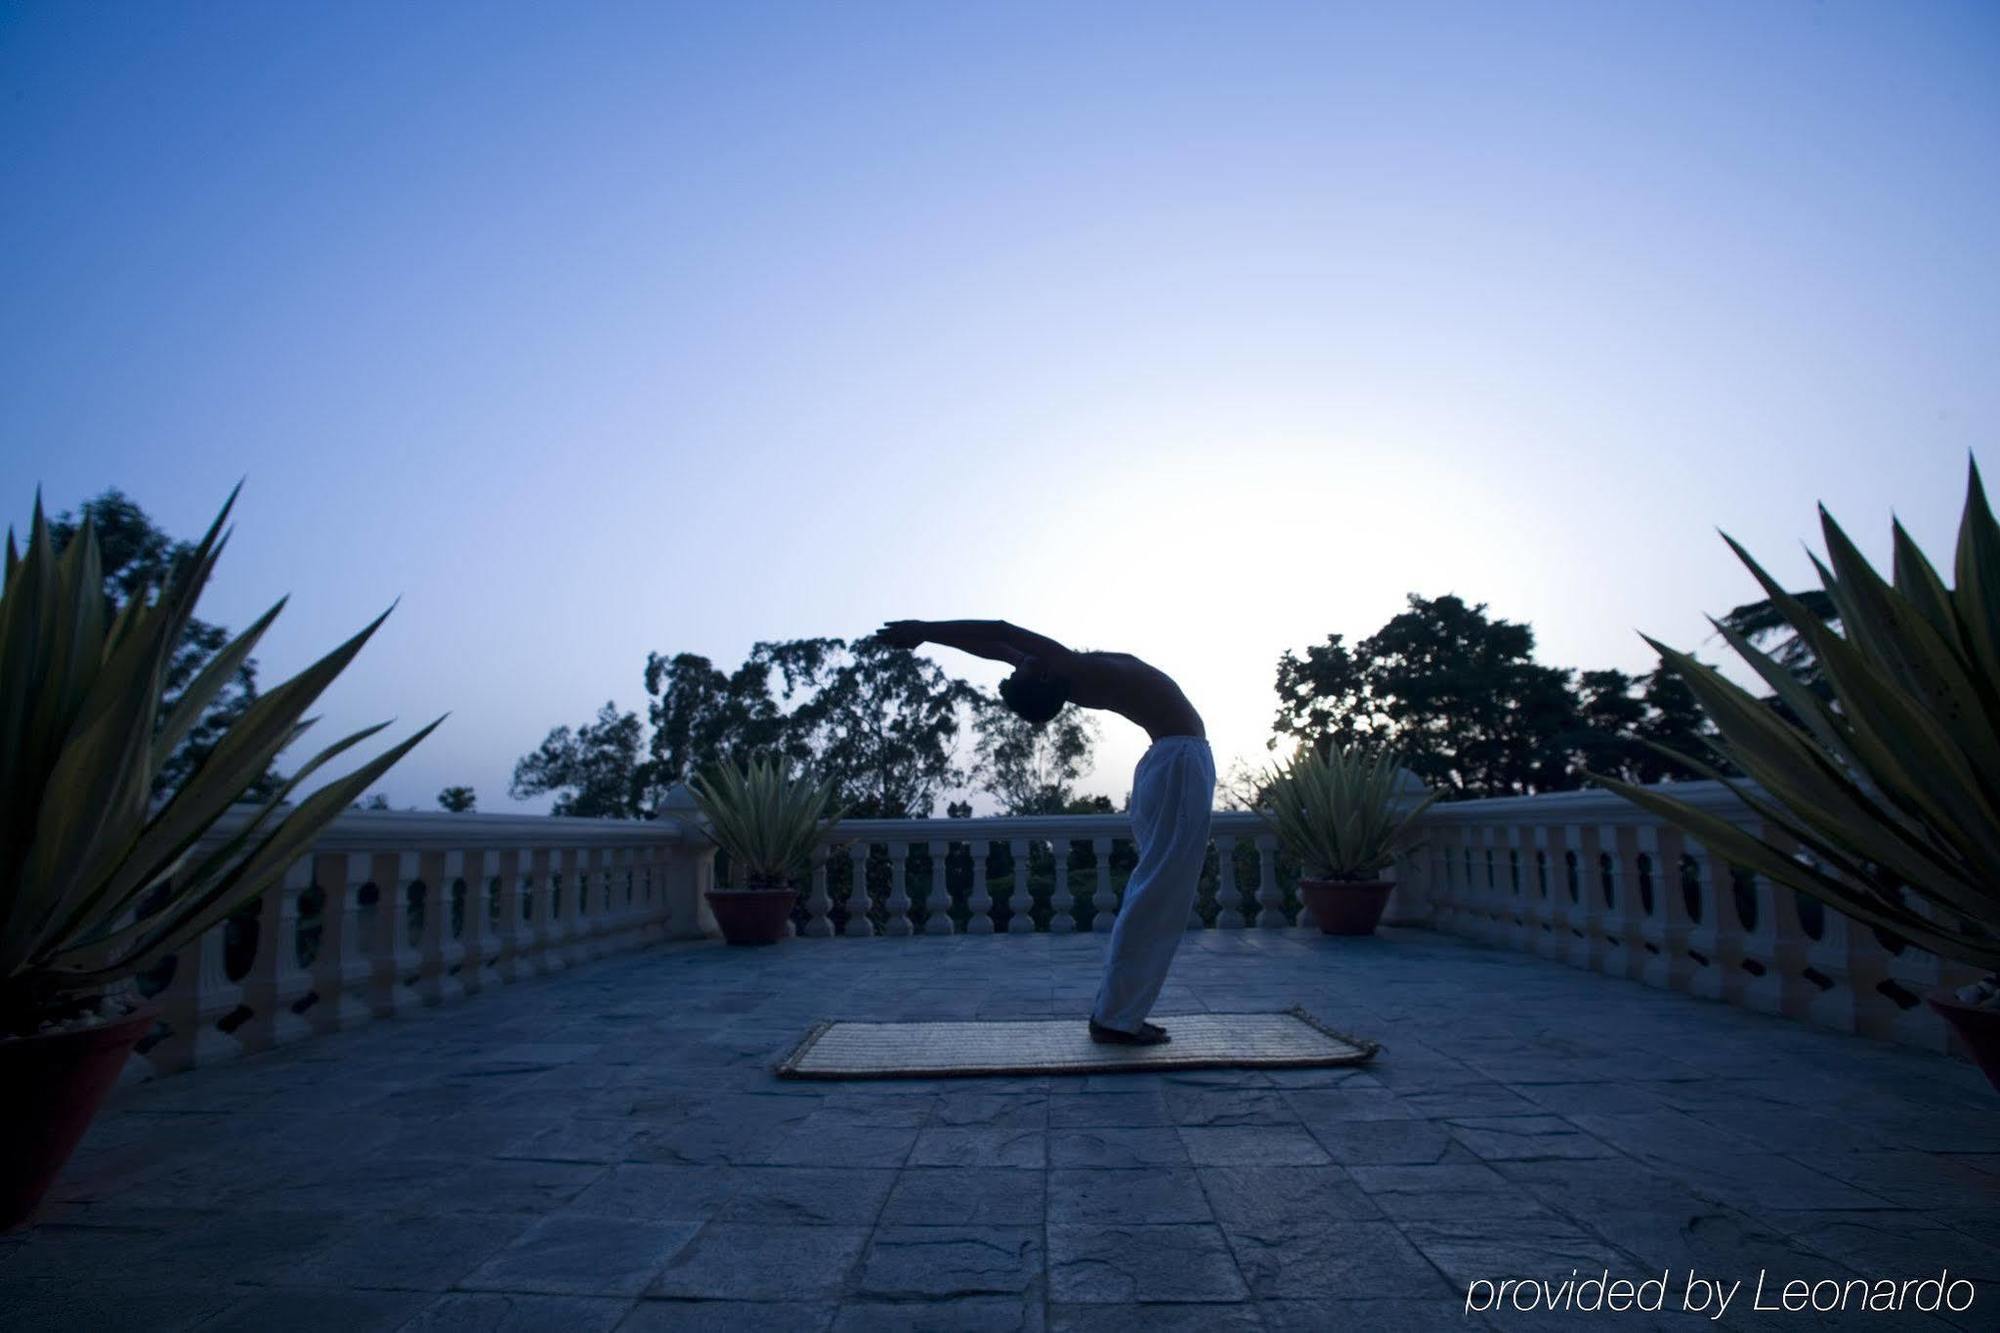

194,805,692,853
1416,779,1759,826
818,782,1758,842
826,810,1269,843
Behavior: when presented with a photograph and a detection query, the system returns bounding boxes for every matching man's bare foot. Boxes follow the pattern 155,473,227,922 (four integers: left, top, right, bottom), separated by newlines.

1089,1018,1170,1046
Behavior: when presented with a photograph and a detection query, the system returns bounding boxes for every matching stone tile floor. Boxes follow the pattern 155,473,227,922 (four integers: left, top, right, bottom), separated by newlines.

3,928,1998,1331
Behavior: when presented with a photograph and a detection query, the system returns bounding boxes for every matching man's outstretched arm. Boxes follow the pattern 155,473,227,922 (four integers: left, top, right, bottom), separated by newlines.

876,619,1077,672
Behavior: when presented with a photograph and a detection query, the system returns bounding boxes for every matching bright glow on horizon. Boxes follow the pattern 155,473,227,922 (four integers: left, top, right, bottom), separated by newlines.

2,2,1995,810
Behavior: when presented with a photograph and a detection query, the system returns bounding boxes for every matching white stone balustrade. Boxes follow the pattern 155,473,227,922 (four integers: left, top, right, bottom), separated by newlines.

1403,781,1986,1055
128,778,1981,1082
129,809,708,1080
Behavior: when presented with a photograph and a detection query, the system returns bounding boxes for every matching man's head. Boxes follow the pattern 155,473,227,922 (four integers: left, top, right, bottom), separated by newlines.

1000,660,1070,724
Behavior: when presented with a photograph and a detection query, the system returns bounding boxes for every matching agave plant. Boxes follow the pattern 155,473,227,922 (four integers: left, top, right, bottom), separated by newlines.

0,486,441,1035
686,756,842,889
1256,745,1437,881
1590,459,2000,984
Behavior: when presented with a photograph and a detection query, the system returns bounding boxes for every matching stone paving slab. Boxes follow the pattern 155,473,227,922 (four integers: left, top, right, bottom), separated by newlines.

3,928,1997,1330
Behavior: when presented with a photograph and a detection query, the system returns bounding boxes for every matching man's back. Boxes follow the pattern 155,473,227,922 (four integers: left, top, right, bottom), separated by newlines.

1066,650,1205,742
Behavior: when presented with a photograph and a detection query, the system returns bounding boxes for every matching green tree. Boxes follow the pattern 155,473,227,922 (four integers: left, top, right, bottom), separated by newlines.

641,650,794,807
1276,595,1729,799
974,703,1100,814
519,636,987,821
1276,594,1580,798
510,701,649,817
46,488,280,799
437,785,477,812
759,637,983,818
1564,667,1719,784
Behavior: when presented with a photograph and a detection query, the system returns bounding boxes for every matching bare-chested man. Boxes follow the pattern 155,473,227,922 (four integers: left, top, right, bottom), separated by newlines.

875,619,1215,1045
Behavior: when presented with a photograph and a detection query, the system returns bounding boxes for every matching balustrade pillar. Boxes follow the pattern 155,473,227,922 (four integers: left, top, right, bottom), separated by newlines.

1526,829,1560,956
846,842,875,937
1254,833,1284,928
925,840,954,935
241,857,313,1051
1050,840,1075,933
804,844,833,937
1090,837,1114,933
458,847,489,996
1611,826,1649,982
414,849,448,1005
522,847,553,973
1655,827,1705,998
493,848,524,982
885,842,914,936
1008,839,1035,934
968,841,995,933
1213,835,1243,928
191,915,243,1067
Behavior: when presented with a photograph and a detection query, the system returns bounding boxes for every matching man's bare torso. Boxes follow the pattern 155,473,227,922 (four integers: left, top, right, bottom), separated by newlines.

1067,650,1205,743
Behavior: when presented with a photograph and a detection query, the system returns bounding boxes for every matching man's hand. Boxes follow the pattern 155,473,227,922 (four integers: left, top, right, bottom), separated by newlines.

874,620,928,649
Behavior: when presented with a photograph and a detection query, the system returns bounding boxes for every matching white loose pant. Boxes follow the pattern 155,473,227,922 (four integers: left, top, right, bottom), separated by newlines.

1092,735,1216,1033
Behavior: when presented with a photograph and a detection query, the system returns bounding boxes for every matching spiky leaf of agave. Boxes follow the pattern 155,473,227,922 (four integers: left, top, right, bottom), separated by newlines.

1255,745,1436,881
0,487,441,1030
687,756,842,888
1592,458,2000,975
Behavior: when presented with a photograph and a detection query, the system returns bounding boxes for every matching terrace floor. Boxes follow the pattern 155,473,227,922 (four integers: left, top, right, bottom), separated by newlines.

4,930,1999,1332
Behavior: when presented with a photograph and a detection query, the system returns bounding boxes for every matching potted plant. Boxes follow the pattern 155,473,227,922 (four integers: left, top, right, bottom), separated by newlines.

1590,459,2000,1090
687,756,842,946
1257,745,1436,935
1,487,439,1229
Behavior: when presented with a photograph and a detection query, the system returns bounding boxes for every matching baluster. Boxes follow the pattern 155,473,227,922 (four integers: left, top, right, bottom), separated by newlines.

414,849,447,1005
363,850,402,1015
886,842,914,936
600,844,624,940
266,857,315,1047
804,843,833,937
1723,848,1781,1016
1654,826,1701,998
1612,825,1647,983
459,847,488,996
493,848,523,983
193,915,241,1068
925,839,954,934
1254,833,1284,928
1214,834,1243,928
1050,839,1075,933
846,842,875,937
639,841,659,917
1525,827,1556,955
1550,826,1587,970
553,846,581,968
526,847,555,974
1090,837,1114,933
574,846,599,960
968,840,995,933
308,851,354,1033
237,863,293,1053
1008,838,1034,934
1502,825,1529,948
144,925,202,1075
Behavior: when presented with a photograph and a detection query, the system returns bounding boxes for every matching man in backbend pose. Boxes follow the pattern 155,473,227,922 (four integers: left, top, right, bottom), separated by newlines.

874,619,1214,1046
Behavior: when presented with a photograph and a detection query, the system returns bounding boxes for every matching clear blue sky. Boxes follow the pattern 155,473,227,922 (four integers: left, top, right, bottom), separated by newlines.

4,1,1996,811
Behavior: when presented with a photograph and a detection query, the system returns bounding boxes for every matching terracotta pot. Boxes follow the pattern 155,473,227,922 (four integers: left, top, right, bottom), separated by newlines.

704,887,798,946
1,1004,157,1231
1927,988,2000,1094
1298,878,1393,936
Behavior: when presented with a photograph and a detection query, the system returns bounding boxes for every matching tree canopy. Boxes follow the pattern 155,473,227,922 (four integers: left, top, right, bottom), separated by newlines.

515,636,1028,819
1274,593,1718,798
